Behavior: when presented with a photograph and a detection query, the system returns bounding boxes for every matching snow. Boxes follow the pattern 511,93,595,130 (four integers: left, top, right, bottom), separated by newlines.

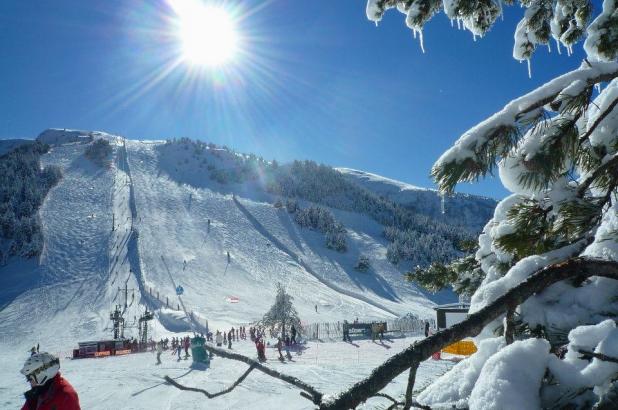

1,336,453,409
338,167,496,233
587,79,618,150
470,240,587,313
0,133,451,407
417,337,505,407
584,0,617,62
337,167,429,193
36,128,96,145
469,338,550,410
547,320,618,392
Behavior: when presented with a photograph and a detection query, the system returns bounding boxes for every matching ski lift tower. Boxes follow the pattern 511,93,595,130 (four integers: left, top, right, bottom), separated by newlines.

138,309,155,345
110,305,125,339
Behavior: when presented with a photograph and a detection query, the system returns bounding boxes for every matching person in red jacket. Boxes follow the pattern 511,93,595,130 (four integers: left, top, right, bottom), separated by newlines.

255,338,266,362
21,352,80,410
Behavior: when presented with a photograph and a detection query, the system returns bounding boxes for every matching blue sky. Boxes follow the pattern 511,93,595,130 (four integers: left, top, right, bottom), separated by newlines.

0,0,587,199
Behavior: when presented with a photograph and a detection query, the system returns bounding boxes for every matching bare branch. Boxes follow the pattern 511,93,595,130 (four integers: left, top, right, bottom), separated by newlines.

579,97,618,145
403,363,419,409
164,364,256,398
577,154,618,198
578,350,618,364
176,343,322,404
504,304,516,345
320,257,618,409
373,392,403,406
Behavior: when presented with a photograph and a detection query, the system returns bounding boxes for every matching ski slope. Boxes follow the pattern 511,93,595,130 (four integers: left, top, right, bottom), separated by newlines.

0,130,455,408
126,140,435,332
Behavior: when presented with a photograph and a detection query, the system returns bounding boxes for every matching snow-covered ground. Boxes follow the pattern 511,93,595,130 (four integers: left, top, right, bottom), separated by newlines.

0,130,456,407
1,336,453,409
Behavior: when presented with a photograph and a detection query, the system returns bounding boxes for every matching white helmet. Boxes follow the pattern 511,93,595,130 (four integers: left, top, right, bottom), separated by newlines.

20,352,60,386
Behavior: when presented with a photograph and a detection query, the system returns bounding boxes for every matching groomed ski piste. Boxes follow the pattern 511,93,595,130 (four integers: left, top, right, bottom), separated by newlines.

0,130,454,409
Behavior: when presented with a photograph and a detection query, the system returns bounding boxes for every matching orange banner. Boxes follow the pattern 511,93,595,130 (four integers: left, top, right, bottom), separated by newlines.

94,351,111,357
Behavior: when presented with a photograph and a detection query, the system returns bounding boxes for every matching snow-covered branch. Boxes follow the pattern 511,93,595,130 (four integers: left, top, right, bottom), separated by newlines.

432,62,618,193
320,257,618,409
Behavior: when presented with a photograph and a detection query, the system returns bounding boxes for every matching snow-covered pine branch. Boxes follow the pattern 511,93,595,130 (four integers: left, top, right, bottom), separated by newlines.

364,1,618,408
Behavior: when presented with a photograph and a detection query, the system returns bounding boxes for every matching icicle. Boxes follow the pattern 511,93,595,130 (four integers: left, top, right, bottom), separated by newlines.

456,19,461,30
450,19,454,27
595,83,602,94
473,33,477,42
413,29,417,39
555,38,561,55
418,29,425,54
547,40,551,53
440,193,446,215
375,21,378,27
527,58,532,79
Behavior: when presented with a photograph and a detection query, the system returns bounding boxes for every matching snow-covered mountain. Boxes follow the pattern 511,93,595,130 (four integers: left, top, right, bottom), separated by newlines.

0,129,496,408
338,168,496,233
0,129,494,353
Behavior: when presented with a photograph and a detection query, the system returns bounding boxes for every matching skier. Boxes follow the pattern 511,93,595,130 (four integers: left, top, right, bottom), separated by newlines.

184,336,190,359
227,251,231,264
315,304,318,313
36,343,39,353
276,338,285,362
424,321,430,338
21,352,81,410
176,344,182,361
29,347,36,356
255,338,266,362
156,341,163,365
284,340,292,360
228,329,233,349
215,331,223,347
290,325,297,345
342,320,351,342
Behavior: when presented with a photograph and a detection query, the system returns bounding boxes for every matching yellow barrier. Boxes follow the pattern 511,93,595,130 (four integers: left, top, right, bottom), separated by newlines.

441,340,477,356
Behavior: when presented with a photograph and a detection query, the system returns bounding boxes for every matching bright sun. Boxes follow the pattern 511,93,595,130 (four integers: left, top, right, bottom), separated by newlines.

171,1,239,67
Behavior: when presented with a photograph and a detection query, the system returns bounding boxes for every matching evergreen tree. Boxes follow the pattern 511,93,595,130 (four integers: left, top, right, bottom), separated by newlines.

85,138,112,165
364,1,618,408
261,283,301,337
355,254,372,272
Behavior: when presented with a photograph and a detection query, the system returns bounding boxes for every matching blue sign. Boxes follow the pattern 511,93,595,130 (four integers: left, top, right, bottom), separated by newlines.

176,285,184,296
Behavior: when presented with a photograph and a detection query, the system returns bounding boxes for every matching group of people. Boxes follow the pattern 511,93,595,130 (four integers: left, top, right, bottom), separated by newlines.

209,326,248,347
154,335,192,364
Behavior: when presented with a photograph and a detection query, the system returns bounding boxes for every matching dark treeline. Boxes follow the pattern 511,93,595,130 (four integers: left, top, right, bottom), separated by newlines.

269,160,474,265
85,139,112,165
284,199,347,252
0,142,62,262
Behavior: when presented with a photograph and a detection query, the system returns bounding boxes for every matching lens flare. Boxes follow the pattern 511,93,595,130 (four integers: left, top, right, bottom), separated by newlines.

169,1,239,67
